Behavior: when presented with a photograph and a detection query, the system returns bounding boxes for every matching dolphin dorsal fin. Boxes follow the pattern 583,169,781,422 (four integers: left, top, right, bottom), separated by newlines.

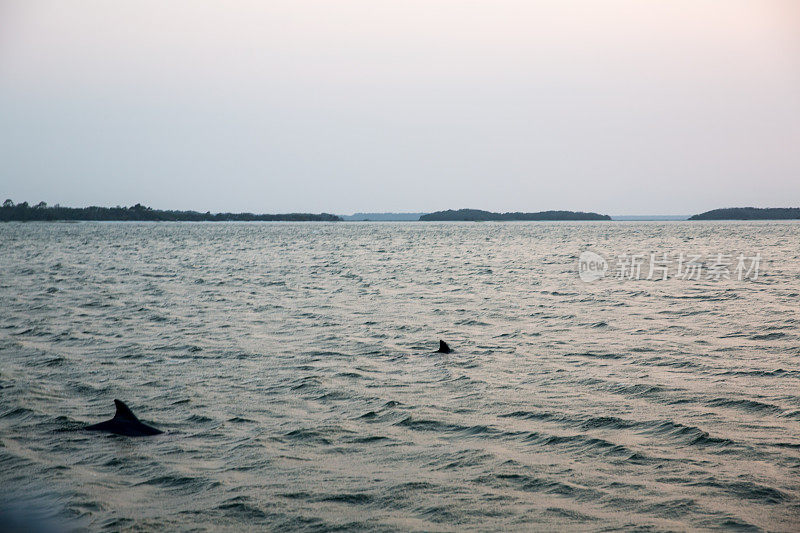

113,399,139,422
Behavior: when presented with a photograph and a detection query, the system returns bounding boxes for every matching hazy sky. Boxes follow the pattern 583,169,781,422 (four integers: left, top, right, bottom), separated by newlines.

1,1,798,214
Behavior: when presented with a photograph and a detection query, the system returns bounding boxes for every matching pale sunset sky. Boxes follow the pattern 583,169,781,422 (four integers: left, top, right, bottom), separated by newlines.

1,1,798,214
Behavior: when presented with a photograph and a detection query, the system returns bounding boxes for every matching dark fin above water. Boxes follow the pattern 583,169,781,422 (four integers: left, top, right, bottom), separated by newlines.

113,399,139,422
86,399,163,437
437,340,452,353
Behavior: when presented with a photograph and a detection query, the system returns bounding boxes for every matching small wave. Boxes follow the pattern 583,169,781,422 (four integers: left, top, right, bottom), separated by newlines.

544,507,601,522
565,351,623,360
489,473,603,501
717,368,797,378
579,416,637,431
336,372,364,379
642,358,704,369
770,442,800,449
316,493,374,505
705,398,783,414
514,430,638,460
290,376,320,390
687,432,735,448
137,474,221,491
283,428,333,445
226,417,256,424
0,407,36,421
690,478,789,504
279,491,311,500
642,420,734,448
395,416,498,436
499,410,562,422
185,414,215,423
749,332,787,340
345,435,389,444
31,356,66,367
607,383,668,398
217,497,272,519
315,391,352,401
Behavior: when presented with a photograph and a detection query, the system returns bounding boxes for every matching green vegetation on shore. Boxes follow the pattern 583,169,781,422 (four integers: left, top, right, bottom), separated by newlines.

0,200,341,222
689,207,800,220
419,209,611,221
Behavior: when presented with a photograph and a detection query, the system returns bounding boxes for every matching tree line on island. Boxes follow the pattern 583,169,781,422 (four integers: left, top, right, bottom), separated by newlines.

688,207,800,220
419,209,611,221
0,200,340,222
3,200,800,222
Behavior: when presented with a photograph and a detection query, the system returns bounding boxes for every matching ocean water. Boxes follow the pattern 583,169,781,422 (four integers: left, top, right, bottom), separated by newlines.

1,221,799,531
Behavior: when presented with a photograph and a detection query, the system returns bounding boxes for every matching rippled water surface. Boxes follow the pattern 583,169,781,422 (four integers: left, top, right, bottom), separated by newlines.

1,221,799,531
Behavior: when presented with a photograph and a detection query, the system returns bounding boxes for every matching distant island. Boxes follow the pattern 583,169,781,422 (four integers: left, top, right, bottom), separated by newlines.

611,215,690,221
419,209,611,221
0,200,341,222
689,207,800,220
340,212,427,221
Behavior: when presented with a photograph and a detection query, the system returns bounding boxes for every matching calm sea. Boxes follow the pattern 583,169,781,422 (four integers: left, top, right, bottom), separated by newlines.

1,221,799,531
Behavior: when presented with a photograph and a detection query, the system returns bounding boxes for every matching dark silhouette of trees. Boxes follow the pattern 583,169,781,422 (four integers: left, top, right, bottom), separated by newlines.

0,201,341,222
689,207,800,220
419,209,611,221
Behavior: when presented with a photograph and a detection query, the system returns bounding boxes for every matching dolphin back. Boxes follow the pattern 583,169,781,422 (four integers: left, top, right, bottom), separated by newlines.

85,399,163,436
